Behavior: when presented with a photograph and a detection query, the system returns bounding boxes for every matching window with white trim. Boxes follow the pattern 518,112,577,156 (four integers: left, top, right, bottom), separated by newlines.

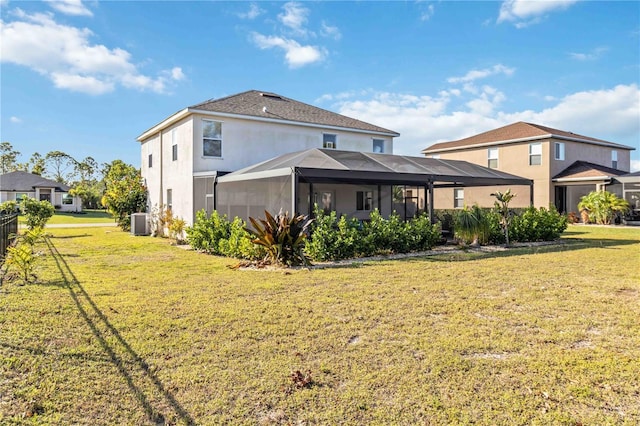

454,188,464,208
612,150,618,169
323,134,337,149
554,142,565,161
356,191,373,211
373,139,384,153
62,193,73,205
16,193,28,203
203,120,222,157
487,148,498,169
529,143,542,166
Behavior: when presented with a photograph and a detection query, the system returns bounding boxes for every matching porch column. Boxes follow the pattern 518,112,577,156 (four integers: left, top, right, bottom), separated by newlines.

529,181,534,207
428,181,434,223
308,182,314,217
291,168,298,216
377,185,382,213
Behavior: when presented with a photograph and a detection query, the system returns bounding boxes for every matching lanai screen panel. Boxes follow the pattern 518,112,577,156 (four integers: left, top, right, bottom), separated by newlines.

216,175,292,223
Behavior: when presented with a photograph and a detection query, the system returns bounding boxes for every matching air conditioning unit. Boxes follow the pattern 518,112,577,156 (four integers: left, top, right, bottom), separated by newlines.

131,213,150,236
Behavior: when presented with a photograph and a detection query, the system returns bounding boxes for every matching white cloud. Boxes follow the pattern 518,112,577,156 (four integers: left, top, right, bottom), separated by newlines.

0,10,185,94
630,160,640,172
420,4,435,21
10,116,22,123
44,0,93,17
448,64,515,84
278,2,309,36
498,0,579,27
321,21,341,40
569,47,608,61
237,3,263,20
251,32,326,68
327,84,640,157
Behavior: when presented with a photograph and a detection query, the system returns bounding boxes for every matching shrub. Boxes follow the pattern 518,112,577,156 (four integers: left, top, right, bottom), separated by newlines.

2,227,46,285
168,217,186,245
454,205,491,246
509,206,568,242
305,209,358,261
186,210,231,254
20,197,55,230
246,210,313,267
218,217,265,260
578,191,630,225
0,200,18,214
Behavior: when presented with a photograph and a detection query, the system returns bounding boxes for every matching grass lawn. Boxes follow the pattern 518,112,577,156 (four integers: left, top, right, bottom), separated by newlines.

18,209,114,225
1,225,639,424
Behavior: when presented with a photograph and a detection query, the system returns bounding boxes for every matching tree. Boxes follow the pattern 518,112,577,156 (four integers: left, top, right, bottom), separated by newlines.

20,197,55,230
0,142,21,174
45,150,76,183
28,152,46,175
101,160,148,230
491,189,516,247
74,156,98,182
578,191,630,225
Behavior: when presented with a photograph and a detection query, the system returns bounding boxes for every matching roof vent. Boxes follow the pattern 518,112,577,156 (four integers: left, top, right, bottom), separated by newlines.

262,106,267,113
260,92,283,100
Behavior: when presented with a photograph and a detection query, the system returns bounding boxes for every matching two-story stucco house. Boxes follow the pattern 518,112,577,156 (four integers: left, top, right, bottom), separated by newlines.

138,91,533,225
422,122,636,214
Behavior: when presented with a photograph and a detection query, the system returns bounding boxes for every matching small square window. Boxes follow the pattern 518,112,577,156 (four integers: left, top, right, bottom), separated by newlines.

172,144,178,161
356,191,373,211
454,188,464,208
323,134,337,149
529,143,542,166
373,139,384,153
62,194,73,205
148,154,153,168
554,142,565,161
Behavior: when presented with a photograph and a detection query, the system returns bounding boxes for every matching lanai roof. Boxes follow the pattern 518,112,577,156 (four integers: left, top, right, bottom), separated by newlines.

218,148,532,188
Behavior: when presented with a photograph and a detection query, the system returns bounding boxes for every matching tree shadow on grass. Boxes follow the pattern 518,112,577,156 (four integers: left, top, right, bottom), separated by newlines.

48,234,91,239
43,237,196,425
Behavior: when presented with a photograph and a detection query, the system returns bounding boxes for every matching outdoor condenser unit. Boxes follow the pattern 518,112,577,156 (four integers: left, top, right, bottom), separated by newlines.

130,213,150,236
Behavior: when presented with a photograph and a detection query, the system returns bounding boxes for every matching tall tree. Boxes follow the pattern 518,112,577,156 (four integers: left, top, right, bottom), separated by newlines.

0,142,21,174
101,160,148,230
29,152,46,175
45,150,76,183
74,156,98,183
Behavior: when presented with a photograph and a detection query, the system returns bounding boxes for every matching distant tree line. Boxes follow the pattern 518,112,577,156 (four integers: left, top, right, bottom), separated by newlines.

1,142,146,217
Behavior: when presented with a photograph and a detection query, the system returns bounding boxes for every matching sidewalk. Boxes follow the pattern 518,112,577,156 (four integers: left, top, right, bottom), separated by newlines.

19,222,118,229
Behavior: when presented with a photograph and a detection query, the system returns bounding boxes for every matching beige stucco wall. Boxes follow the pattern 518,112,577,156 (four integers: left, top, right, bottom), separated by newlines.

432,184,532,210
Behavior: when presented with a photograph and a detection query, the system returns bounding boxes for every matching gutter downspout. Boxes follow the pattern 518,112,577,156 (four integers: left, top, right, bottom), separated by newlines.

291,167,298,216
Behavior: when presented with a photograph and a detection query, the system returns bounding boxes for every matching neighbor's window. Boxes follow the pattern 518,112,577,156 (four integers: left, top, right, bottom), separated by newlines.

16,193,28,203
612,150,618,169
554,142,565,161
323,134,337,149
203,120,222,157
487,148,499,169
529,143,542,165
148,154,153,168
430,154,440,159
373,139,384,153
356,191,373,211
172,144,178,161
454,188,464,208
166,189,172,211
62,193,73,205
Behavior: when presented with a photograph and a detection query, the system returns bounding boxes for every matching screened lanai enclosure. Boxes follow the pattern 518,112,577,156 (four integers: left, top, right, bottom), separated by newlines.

215,148,533,224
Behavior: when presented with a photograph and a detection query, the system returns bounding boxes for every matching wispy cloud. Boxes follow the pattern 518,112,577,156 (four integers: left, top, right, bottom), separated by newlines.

498,0,579,28
447,64,515,84
278,2,309,36
569,46,608,61
10,116,22,123
0,10,185,95
43,0,93,17
250,33,326,68
321,21,341,40
237,3,263,20
420,3,435,21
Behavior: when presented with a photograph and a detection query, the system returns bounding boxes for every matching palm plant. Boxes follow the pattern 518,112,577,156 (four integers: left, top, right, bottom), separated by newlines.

578,191,630,225
491,189,516,246
454,205,490,246
246,210,314,267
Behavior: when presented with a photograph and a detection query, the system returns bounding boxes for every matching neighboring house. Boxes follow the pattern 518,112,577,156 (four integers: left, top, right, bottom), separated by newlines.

0,171,82,212
422,122,636,214
138,90,531,225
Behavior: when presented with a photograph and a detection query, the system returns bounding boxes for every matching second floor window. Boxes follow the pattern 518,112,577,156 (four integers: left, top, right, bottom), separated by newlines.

373,139,384,153
612,150,618,169
203,120,222,157
487,148,498,169
323,134,337,149
172,144,178,161
529,143,542,166
554,142,565,161
148,154,153,168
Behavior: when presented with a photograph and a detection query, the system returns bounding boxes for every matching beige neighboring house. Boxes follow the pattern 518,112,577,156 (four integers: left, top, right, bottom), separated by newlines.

422,122,636,214
0,171,82,212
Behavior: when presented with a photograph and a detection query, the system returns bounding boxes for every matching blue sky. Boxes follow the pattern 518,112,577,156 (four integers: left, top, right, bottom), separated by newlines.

2,0,639,171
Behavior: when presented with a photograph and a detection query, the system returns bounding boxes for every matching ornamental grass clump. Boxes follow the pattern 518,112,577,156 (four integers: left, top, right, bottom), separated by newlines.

246,210,313,267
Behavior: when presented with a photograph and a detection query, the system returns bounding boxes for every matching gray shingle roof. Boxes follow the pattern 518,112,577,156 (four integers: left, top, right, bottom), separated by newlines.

189,90,399,136
0,171,71,192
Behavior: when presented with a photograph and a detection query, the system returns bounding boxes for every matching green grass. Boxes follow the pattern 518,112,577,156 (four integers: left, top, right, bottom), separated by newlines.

1,225,639,424
18,209,114,225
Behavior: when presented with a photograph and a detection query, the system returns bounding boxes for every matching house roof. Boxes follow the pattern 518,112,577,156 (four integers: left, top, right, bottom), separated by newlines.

422,122,635,154
218,148,532,188
552,161,627,181
138,90,399,141
0,171,71,192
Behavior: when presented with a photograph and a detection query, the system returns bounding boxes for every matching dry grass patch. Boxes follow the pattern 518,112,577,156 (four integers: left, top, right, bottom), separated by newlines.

1,225,639,424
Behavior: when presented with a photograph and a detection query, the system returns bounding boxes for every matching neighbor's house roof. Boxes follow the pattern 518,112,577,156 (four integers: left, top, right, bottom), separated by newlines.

218,148,532,188
138,90,399,141
552,161,627,183
422,122,635,154
0,171,71,192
